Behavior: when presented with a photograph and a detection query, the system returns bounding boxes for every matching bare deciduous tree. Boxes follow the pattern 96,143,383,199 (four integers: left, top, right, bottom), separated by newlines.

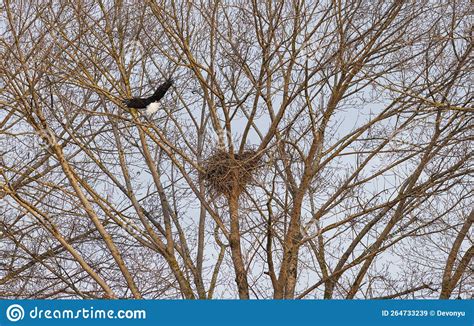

0,0,472,299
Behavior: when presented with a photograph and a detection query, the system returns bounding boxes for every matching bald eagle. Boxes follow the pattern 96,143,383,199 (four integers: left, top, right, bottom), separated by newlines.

122,78,173,115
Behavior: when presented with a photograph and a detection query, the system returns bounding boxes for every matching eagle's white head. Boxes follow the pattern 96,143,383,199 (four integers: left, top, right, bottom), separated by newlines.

145,102,160,115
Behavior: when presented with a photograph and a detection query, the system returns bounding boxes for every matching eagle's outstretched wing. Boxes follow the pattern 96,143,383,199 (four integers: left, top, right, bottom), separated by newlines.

150,78,173,102
123,79,173,109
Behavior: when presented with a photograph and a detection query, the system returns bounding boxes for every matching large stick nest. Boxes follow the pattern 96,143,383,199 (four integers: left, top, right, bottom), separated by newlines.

200,149,261,196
